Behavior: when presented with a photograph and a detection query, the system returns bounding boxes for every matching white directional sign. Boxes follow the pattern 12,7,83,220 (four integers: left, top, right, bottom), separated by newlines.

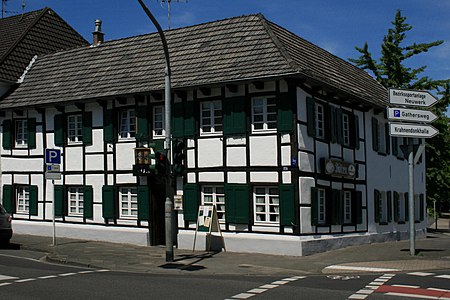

389,88,438,108
387,107,438,123
389,122,439,138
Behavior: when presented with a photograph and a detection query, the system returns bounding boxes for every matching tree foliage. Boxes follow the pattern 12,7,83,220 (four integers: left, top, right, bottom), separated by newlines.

349,10,450,212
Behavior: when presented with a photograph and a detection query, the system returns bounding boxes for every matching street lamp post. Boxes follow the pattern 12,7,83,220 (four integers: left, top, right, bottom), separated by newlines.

137,0,174,262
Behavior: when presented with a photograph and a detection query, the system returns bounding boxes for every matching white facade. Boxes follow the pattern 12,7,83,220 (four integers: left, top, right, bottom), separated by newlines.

0,78,427,255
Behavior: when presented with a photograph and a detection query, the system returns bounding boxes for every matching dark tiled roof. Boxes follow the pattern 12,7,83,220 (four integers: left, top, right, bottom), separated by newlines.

0,7,88,82
0,14,387,109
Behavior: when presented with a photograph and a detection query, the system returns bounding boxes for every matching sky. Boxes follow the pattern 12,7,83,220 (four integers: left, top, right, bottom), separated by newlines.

3,0,450,113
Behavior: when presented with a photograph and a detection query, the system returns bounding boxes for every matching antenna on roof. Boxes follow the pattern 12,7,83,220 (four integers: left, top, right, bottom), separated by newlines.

157,0,187,30
1,0,22,18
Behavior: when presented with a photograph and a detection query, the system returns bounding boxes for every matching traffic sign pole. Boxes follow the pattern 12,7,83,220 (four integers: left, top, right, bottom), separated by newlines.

388,87,440,257
407,142,415,256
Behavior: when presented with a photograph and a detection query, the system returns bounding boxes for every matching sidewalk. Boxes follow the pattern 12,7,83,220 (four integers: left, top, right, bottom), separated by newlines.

5,229,449,276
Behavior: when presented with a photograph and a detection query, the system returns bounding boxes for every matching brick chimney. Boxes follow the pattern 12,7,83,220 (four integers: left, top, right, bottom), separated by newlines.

92,19,104,46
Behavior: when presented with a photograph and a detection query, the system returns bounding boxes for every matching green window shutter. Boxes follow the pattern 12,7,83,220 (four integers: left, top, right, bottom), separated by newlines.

184,100,196,138
354,191,363,224
54,185,65,217
29,185,38,216
419,194,425,221
54,114,65,147
233,185,250,224
172,102,184,138
225,184,249,224
405,193,409,222
83,185,93,219
336,109,344,145
331,189,342,225
137,186,151,221
385,123,390,155
279,184,296,226
27,118,36,149
223,96,247,136
103,109,115,143
387,191,392,222
393,192,399,222
371,117,379,152
2,120,12,150
306,97,316,137
310,187,319,225
392,137,398,157
183,183,199,221
136,106,149,143
374,189,380,223
82,112,92,145
102,185,116,219
277,92,293,133
2,185,14,213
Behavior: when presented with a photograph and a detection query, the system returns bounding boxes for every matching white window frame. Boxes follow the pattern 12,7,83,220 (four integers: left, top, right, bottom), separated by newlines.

15,119,28,147
253,187,279,224
315,103,325,139
119,187,138,219
201,186,225,221
200,101,223,135
251,96,277,132
119,109,136,140
152,105,165,138
67,114,83,144
16,186,30,213
318,188,326,224
68,187,84,216
342,113,350,146
343,191,352,223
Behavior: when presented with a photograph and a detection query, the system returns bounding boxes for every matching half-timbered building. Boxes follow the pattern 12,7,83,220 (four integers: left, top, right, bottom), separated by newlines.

0,14,426,255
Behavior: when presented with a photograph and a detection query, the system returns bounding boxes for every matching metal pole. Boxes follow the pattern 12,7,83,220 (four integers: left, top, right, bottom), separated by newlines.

137,0,174,262
408,140,415,256
52,179,56,246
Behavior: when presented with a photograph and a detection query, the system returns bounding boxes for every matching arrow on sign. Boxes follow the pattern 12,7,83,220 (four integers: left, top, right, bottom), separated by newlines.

389,122,439,138
389,88,438,108
387,107,438,123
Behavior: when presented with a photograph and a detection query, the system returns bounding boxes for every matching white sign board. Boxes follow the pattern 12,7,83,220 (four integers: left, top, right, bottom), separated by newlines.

387,107,437,123
45,172,61,180
389,122,439,138
389,88,438,108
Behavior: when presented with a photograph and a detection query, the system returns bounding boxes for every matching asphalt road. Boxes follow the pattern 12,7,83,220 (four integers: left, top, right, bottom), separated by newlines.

0,251,449,299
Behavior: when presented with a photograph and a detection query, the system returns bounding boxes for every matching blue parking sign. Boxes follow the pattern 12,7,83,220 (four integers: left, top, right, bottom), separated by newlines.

45,149,61,164
394,109,401,118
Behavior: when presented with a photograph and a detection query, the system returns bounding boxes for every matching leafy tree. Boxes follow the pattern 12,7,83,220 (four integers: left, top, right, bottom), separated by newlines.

349,10,450,214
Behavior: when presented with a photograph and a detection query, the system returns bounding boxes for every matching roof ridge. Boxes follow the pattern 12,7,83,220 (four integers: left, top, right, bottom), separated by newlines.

0,7,49,65
257,15,301,72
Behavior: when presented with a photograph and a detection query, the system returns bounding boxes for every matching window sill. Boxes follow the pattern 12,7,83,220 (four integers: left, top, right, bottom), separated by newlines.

253,221,279,227
199,131,223,137
251,129,277,135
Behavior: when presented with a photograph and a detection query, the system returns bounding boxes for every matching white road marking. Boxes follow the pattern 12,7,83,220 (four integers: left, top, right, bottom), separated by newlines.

0,269,110,288
227,276,306,300
385,292,438,299
347,273,395,300
58,272,77,277
435,274,450,279
0,275,18,281
15,278,36,283
408,272,436,277
325,265,400,272
392,284,420,288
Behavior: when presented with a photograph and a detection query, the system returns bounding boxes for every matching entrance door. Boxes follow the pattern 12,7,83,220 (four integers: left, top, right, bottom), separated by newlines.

149,178,166,246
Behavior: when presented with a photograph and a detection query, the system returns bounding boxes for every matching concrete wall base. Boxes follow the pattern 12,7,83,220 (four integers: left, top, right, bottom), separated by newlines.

13,220,427,256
